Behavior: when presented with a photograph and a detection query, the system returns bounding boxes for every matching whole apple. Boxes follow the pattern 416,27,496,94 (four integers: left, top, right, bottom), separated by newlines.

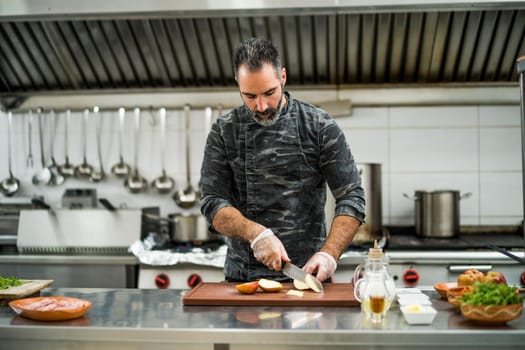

457,269,484,286
483,271,507,285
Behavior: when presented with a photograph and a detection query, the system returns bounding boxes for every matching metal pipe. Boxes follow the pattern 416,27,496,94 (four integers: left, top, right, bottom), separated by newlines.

516,56,525,253
7,85,521,112
2,0,525,20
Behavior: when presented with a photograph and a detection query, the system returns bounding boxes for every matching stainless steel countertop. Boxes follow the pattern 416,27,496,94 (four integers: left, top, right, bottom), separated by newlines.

0,287,524,350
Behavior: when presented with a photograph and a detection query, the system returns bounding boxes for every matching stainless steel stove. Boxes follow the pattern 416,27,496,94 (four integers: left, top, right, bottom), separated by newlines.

137,225,525,290
0,206,142,289
136,240,226,289
336,226,525,288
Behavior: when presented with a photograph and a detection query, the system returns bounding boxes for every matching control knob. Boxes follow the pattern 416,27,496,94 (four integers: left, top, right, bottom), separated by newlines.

187,273,203,289
155,273,170,289
403,268,419,286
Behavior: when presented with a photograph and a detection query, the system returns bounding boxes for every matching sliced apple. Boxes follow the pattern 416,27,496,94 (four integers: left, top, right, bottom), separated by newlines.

293,279,310,290
258,278,283,292
236,281,259,294
287,289,304,297
305,274,323,293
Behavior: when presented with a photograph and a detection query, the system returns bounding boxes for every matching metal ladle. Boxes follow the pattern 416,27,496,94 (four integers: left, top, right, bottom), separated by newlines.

111,107,131,177
90,106,106,182
32,108,52,186
0,111,20,196
173,104,199,208
124,107,147,193
74,109,94,178
47,110,65,186
58,109,75,177
26,110,34,170
197,106,213,192
152,107,175,194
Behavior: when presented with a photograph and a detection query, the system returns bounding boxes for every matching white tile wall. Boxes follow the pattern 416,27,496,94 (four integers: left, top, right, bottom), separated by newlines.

335,104,523,226
390,128,479,172
0,103,523,226
479,127,521,171
389,106,478,127
479,105,521,126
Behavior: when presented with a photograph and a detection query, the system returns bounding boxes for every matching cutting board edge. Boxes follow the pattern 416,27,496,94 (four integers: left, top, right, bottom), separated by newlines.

0,279,54,300
183,299,360,307
182,282,360,307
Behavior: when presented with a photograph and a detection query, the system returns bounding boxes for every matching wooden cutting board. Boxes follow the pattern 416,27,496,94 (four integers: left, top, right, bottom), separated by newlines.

0,280,54,305
183,282,359,307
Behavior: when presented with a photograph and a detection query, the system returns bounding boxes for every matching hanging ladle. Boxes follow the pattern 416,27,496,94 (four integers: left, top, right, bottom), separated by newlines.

47,109,65,186
32,108,52,186
111,107,131,177
152,107,175,194
90,106,106,182
74,109,94,178
197,106,213,192
173,104,200,208
58,109,75,177
0,111,21,196
26,110,34,170
124,107,147,193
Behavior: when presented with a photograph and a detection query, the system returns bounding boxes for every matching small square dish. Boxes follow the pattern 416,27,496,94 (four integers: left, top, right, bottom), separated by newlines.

400,304,437,325
395,288,423,295
397,294,431,306
398,298,432,306
397,293,428,300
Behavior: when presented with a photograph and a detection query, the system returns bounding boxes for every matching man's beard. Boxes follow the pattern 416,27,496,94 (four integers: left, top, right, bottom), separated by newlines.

249,90,285,127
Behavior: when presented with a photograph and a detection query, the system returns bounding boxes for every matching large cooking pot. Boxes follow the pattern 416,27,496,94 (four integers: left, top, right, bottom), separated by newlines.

406,190,471,238
353,163,383,243
168,213,213,243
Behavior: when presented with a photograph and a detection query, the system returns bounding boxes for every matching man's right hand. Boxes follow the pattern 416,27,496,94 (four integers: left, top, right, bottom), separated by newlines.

251,229,290,271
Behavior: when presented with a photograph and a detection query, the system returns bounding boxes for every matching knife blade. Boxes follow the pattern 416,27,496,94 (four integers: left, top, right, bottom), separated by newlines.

282,262,324,292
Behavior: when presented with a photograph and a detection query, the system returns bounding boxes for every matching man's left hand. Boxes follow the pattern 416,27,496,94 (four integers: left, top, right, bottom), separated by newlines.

303,252,337,282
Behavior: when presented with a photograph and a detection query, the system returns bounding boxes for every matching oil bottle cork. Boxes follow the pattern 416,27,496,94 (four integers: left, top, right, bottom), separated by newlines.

368,239,384,259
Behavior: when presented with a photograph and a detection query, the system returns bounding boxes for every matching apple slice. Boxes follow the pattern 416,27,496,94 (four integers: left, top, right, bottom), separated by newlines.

287,289,305,297
258,278,283,292
236,281,259,294
305,274,323,293
293,279,310,290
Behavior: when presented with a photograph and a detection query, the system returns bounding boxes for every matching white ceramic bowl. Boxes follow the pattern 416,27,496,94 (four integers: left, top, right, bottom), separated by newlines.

400,304,437,325
397,294,432,306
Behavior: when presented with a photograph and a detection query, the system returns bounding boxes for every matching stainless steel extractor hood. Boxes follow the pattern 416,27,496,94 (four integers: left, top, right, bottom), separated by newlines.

1,0,525,104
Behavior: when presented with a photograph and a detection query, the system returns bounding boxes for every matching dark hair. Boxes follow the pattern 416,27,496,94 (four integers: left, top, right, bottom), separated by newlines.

232,37,282,80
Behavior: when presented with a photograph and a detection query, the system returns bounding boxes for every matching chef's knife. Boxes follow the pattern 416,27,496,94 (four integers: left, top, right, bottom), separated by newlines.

282,262,324,292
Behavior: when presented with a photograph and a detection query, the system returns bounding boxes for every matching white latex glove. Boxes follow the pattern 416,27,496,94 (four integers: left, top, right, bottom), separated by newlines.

303,252,337,282
250,229,290,271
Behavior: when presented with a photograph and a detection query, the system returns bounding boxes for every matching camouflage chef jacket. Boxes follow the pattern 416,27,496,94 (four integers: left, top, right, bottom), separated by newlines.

200,92,365,281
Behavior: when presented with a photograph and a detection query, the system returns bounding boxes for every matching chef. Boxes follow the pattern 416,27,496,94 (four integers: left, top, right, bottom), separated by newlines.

200,37,365,283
